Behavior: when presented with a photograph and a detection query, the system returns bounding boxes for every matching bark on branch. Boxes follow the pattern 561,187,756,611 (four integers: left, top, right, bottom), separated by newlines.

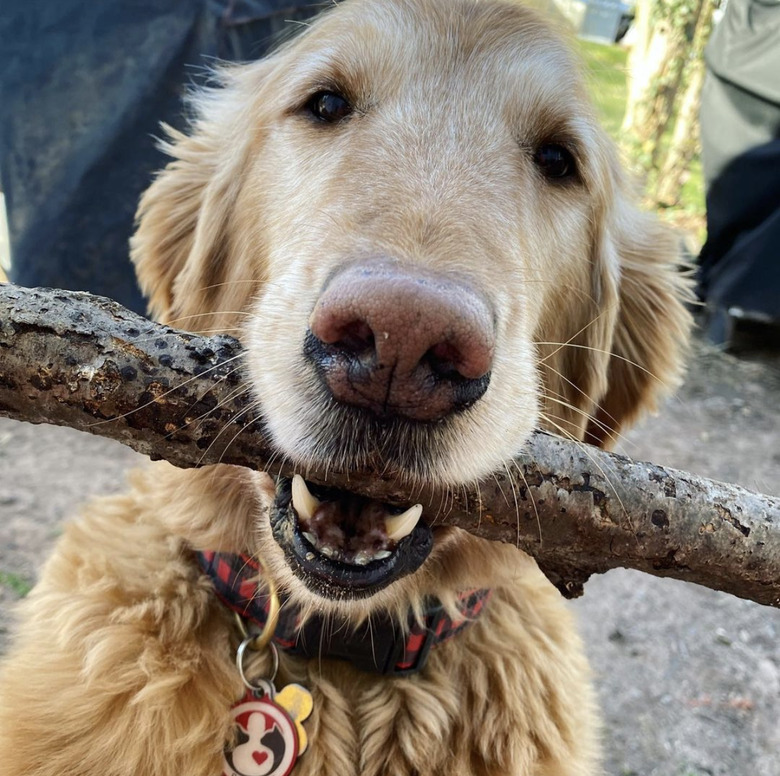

1,283,779,606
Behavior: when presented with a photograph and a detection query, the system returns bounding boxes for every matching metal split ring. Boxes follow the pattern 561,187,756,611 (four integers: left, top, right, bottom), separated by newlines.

236,635,279,693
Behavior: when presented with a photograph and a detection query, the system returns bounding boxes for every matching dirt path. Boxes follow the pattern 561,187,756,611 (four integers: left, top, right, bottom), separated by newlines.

1,337,778,776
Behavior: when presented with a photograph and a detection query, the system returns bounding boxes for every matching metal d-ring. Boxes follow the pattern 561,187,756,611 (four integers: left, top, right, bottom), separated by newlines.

232,558,281,652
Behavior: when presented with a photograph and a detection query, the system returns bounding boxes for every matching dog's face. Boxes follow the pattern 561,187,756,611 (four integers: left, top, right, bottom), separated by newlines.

132,0,691,614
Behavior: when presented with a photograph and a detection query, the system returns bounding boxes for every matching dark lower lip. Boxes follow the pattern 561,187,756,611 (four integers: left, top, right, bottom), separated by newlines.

270,478,433,599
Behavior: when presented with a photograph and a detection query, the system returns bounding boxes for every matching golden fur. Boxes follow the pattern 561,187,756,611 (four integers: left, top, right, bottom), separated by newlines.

0,1,692,774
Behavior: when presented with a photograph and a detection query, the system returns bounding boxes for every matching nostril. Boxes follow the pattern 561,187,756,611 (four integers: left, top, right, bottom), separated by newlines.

334,320,375,358
425,336,493,382
424,342,462,378
452,372,491,409
424,341,492,408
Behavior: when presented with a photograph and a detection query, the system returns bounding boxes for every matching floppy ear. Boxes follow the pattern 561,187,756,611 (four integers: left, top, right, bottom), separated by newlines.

131,125,220,323
536,170,693,449
582,205,694,448
130,65,273,331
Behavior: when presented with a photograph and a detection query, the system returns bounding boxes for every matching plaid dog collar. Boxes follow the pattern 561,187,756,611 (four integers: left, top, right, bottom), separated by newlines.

197,550,491,676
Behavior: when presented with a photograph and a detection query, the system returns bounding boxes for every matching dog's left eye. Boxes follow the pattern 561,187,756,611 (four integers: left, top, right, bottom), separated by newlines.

533,143,577,180
306,91,353,123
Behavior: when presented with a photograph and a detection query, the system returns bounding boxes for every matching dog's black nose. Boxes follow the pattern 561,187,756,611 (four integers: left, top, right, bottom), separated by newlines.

305,259,494,421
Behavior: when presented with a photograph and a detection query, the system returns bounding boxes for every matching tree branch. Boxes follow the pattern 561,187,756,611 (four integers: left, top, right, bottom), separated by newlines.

1,283,778,606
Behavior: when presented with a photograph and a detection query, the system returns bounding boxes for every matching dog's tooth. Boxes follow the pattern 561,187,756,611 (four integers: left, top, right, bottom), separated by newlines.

373,550,392,561
292,474,320,522
385,504,423,542
302,531,317,547
352,551,372,566
319,545,336,559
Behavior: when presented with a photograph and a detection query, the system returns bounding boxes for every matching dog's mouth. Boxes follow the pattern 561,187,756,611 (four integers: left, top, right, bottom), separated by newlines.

271,475,433,598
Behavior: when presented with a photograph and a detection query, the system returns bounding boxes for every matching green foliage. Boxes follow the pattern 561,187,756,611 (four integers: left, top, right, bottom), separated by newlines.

653,0,703,32
0,570,32,597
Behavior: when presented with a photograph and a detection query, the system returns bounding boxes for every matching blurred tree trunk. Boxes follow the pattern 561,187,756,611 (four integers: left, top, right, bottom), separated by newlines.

653,0,716,206
621,0,711,175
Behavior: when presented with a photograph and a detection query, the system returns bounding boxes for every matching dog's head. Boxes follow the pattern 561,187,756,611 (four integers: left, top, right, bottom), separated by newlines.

131,0,691,615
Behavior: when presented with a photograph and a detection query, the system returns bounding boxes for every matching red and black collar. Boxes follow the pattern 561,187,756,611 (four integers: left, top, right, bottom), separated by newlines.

197,550,491,677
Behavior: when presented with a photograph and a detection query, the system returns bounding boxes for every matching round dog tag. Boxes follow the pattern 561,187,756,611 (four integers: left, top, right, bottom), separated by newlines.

222,693,300,776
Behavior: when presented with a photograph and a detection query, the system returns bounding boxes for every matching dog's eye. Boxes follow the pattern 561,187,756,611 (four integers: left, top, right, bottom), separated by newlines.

533,143,576,180
306,90,353,123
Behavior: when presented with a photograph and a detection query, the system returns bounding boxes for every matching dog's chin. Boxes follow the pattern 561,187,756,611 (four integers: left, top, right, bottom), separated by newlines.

270,476,434,600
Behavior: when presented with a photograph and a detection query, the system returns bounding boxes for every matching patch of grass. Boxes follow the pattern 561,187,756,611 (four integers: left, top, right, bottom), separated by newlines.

678,154,706,216
0,570,33,597
578,39,629,137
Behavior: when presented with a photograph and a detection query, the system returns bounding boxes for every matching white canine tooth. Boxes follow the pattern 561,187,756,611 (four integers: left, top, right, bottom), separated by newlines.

302,531,317,547
319,545,336,559
292,474,320,522
374,550,392,561
385,504,423,542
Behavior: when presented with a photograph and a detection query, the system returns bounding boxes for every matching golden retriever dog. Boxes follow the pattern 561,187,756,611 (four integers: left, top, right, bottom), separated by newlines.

0,1,692,774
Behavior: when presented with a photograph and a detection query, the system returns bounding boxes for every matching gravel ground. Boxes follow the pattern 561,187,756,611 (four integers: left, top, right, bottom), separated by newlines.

0,336,778,775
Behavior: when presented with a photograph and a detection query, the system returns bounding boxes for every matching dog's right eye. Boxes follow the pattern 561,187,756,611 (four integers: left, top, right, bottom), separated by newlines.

305,91,353,123
533,143,577,180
